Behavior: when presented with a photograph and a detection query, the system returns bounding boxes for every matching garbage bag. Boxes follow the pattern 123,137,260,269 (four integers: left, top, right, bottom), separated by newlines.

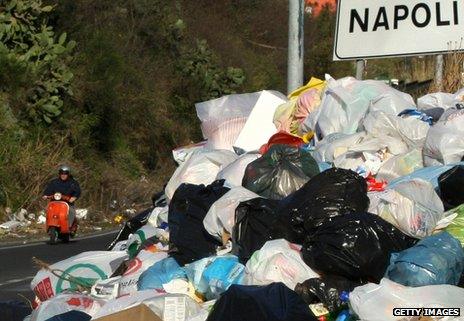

376,149,423,182
377,178,444,238
216,153,260,188
242,144,320,200
168,180,229,265
259,132,305,155
294,275,362,311
31,251,128,302
118,249,168,296
244,239,319,290
45,311,90,321
302,76,414,140
438,165,464,210
302,213,417,282
417,92,458,110
444,204,464,246
350,278,464,321
385,232,464,287
363,110,430,149
106,207,153,251
165,150,237,201
203,186,259,240
232,197,281,263
279,168,369,243
423,108,464,166
30,293,104,321
93,292,200,320
206,283,316,321
0,301,31,321
126,224,160,258
138,257,187,291
184,255,245,300
273,100,298,134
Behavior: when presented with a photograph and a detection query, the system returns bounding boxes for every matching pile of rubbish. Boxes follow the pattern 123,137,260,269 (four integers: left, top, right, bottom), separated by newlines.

25,75,464,321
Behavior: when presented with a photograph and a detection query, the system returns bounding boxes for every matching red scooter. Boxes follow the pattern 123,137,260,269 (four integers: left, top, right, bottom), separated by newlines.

45,193,77,244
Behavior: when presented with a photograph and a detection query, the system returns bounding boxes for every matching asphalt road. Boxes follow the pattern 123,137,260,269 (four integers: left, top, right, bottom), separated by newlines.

0,230,118,304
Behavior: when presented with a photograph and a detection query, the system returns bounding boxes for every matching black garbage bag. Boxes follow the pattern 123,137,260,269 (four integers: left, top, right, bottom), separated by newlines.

438,165,464,210
242,145,320,200
206,283,317,321
232,197,281,263
302,213,417,282
45,311,91,321
295,276,363,312
169,180,229,265
276,168,369,243
106,207,153,250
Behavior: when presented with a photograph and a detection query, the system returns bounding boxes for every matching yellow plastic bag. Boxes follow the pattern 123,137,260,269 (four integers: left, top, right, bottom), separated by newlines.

288,77,325,100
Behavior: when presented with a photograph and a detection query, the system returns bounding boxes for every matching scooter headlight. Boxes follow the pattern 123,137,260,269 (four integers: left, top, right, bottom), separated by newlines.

53,193,62,201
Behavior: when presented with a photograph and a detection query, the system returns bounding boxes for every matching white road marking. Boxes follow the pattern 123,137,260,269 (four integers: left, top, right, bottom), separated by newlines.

0,229,118,251
0,276,33,287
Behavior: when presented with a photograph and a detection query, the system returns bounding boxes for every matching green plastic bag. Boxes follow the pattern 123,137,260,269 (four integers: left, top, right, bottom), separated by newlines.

445,204,464,246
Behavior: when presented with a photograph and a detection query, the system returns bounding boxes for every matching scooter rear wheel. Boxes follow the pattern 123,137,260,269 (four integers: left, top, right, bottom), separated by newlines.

49,227,59,245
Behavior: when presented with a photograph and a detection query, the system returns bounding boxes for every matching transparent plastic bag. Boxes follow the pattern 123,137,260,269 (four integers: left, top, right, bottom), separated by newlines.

376,149,424,182
216,153,260,188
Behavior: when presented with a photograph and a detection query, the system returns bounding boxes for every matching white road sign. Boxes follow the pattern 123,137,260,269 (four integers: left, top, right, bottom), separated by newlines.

333,0,464,60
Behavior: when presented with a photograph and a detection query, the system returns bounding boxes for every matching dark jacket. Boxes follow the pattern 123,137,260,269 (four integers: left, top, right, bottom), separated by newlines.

43,177,81,200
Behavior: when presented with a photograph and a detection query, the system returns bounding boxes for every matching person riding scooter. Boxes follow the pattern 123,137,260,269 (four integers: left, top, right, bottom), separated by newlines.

43,165,81,239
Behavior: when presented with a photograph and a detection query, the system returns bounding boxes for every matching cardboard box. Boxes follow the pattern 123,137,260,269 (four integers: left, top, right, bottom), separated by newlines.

92,304,162,321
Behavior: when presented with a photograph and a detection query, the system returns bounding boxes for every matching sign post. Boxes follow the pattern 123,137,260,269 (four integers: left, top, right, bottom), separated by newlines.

288,0,305,94
435,54,444,90
356,60,364,80
333,0,464,61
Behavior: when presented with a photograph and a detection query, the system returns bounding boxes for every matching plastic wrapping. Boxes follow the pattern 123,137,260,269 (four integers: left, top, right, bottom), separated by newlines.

295,275,361,311
423,108,464,166
31,251,128,302
169,181,229,266
302,213,417,282
203,187,259,240
377,178,444,238
138,257,187,291
206,283,316,321
244,239,319,290
350,278,464,321
385,232,464,287
242,145,320,200
30,293,104,321
165,150,237,201
438,165,464,210
278,168,369,243
376,149,423,182
215,153,260,188
232,197,281,263
184,255,245,300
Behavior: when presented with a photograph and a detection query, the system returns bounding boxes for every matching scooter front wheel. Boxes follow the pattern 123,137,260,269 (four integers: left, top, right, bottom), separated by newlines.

49,227,59,245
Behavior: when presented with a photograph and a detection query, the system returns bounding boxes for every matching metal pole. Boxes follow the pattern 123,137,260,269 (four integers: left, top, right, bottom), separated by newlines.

287,0,305,94
435,54,444,91
355,60,364,80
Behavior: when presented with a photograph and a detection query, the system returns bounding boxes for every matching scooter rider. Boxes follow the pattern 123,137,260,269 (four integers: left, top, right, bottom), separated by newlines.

42,165,81,231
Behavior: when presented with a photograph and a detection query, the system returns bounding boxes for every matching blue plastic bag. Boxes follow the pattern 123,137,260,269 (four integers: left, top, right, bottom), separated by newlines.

184,255,245,300
385,232,464,287
138,257,187,291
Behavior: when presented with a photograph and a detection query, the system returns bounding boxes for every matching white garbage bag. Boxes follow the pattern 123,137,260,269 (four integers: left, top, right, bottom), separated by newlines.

313,132,366,163
30,293,105,321
91,292,200,320
126,225,161,253
423,108,464,166
303,76,415,139
377,178,444,238
376,149,424,182
165,150,238,200
31,251,128,302
417,92,457,110
244,239,319,290
147,205,169,228
350,278,464,321
363,110,430,149
216,153,261,187
203,187,259,240
172,142,206,165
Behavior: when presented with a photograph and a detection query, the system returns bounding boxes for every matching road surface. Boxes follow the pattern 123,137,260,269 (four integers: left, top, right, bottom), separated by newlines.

0,230,118,305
